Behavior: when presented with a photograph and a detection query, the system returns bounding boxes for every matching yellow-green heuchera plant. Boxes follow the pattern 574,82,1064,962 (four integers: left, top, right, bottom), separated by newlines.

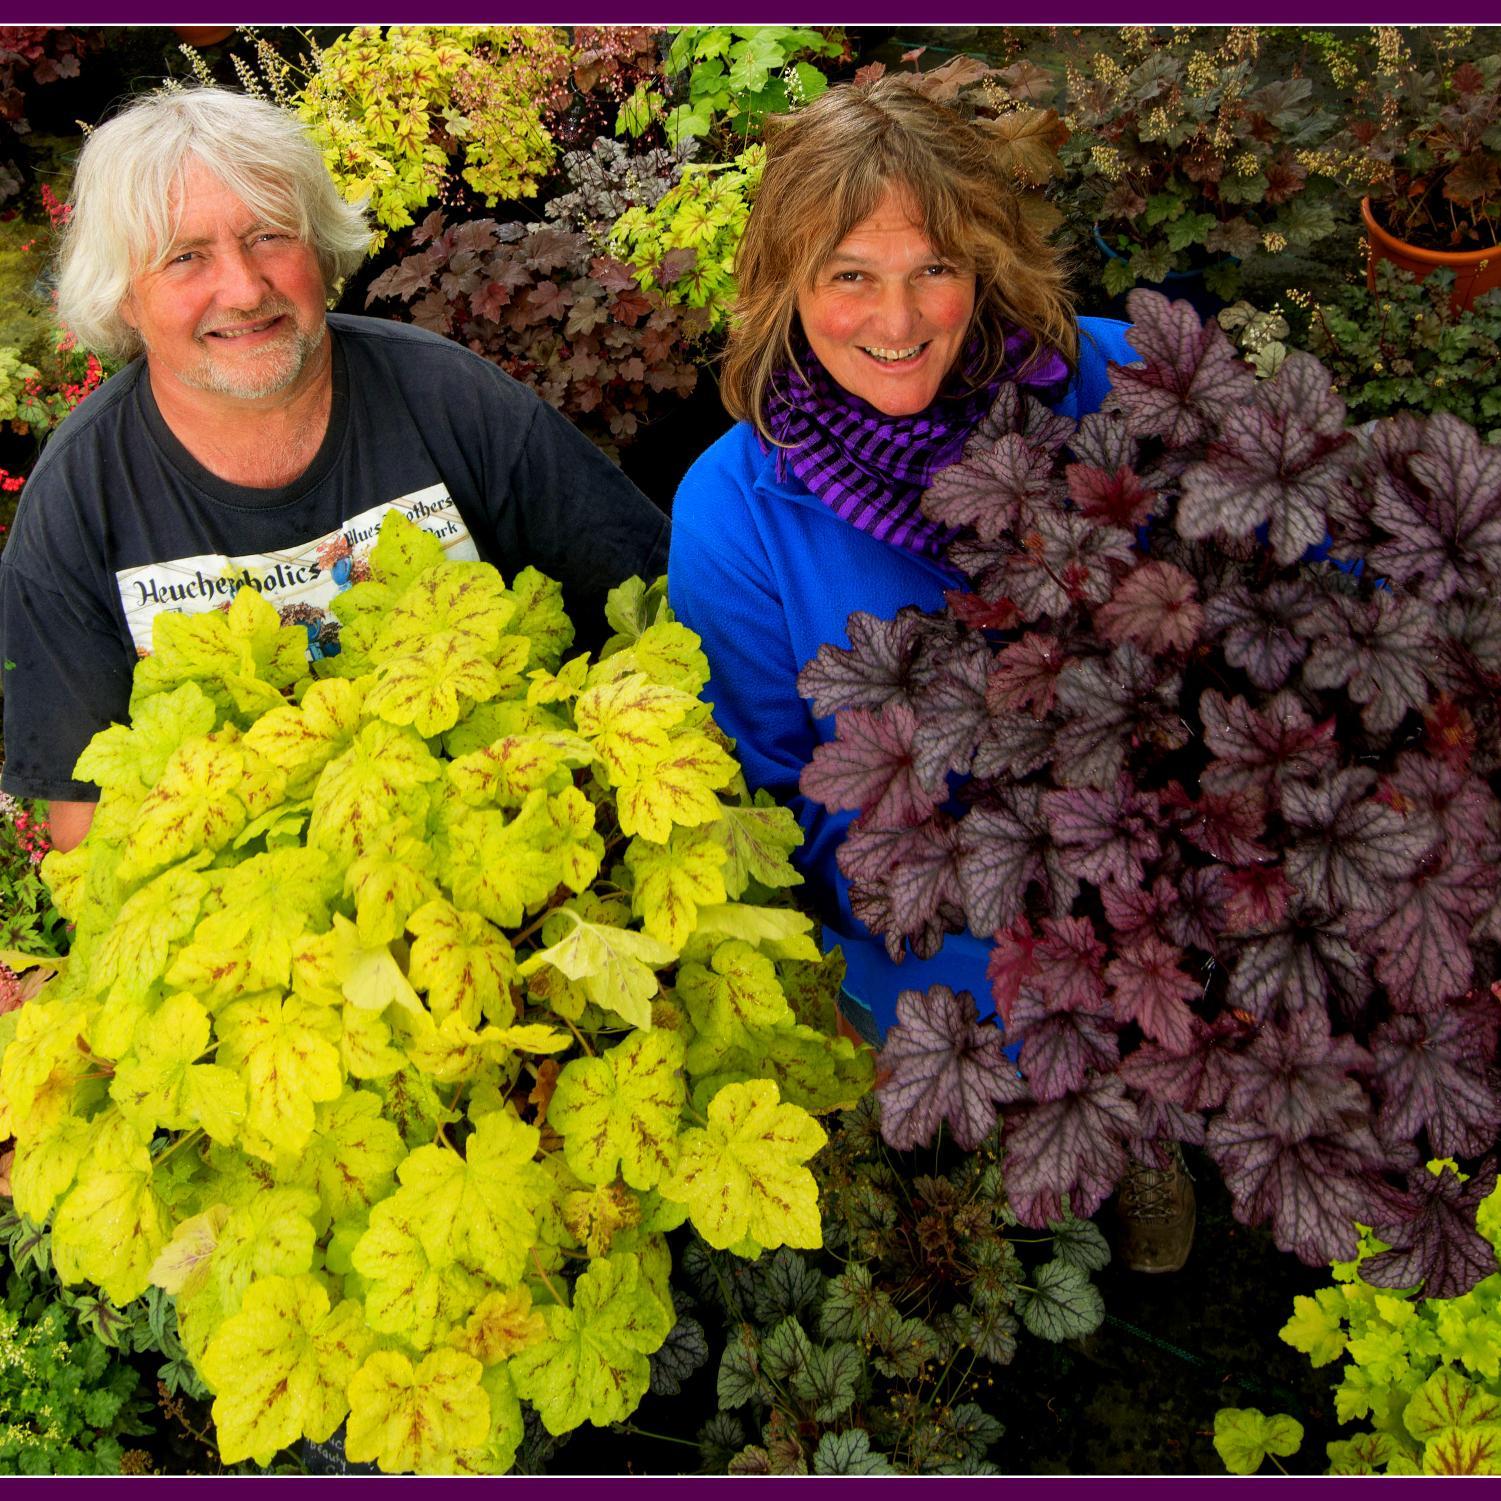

0,512,871,1473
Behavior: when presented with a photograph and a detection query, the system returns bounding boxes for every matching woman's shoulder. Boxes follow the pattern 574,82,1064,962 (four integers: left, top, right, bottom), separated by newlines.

673,421,776,525
1076,315,1138,367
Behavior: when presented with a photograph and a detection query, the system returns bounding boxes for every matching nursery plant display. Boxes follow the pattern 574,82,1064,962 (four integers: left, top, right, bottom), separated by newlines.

798,288,1501,1294
0,512,872,1474
1058,26,1338,301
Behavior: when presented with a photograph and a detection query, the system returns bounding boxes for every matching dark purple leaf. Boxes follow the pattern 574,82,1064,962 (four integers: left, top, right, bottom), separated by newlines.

1108,290,1257,448
989,919,1039,1026
1043,777,1163,888
1105,936,1202,1052
888,817,965,936
1001,1074,1141,1224
921,434,1056,539
1163,866,1229,953
1221,1019,1373,1143
1030,916,1110,1013
797,608,941,718
1002,512,1135,618
1367,413,1501,606
876,986,1030,1149
1101,877,1178,948
1065,463,1157,529
1202,579,1314,690
1052,648,1187,791
1300,592,1437,735
1371,1005,1501,1159
1095,561,1203,656
1363,1160,1500,1299
1227,910,1372,1025
1178,353,1355,564
1385,751,1501,859
1164,782,1271,865
955,790,1055,937
1221,864,1294,935
1282,769,1438,914
1067,410,1139,474
1199,689,1339,799
970,710,1057,781
800,704,940,826
1119,1015,1250,1113
1009,996,1120,1102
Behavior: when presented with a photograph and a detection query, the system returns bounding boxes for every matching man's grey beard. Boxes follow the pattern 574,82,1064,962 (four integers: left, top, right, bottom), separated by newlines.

175,312,327,400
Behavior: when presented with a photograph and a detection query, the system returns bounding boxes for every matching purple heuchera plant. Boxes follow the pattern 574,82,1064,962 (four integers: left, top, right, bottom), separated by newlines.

797,289,1501,1298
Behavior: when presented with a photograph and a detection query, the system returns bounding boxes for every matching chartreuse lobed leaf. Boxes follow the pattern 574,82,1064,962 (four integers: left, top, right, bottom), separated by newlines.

1213,1408,1305,1475
0,508,860,1471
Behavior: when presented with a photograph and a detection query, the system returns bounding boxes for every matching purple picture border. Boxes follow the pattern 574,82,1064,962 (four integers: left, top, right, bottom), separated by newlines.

4,5,1501,24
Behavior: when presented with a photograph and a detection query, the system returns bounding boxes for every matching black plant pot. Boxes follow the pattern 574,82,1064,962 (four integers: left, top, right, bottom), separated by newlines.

1084,226,1236,325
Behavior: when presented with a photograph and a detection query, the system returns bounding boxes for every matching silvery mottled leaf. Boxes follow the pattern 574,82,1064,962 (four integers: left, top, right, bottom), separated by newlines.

800,703,940,824
750,1246,825,1324
1008,996,1120,1101
812,1429,896,1476
1221,1019,1372,1143
1095,561,1203,655
1047,1213,1112,1273
1043,776,1163,888
1015,1258,1105,1341
955,791,1052,936
793,1340,863,1422
986,632,1070,716
1372,1005,1501,1159
910,639,993,785
718,1325,771,1409
819,1264,898,1343
1300,591,1436,735
922,433,1056,540
1105,935,1202,1053
1199,688,1339,797
1002,511,1136,619
1068,409,1139,473
650,1312,709,1395
1360,1160,1499,1300
797,607,935,717
1202,579,1313,690
1053,647,1186,790
1226,911,1371,1025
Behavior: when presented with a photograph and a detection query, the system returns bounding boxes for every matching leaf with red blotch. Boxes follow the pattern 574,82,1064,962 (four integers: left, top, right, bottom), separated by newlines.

797,608,940,718
1095,561,1203,655
987,633,1069,717
946,589,1020,631
1101,878,1178,948
1204,1108,1394,1265
1222,1019,1373,1144
1300,591,1437,736
1052,649,1187,791
657,247,698,287
921,433,1056,540
1065,463,1158,529
1003,512,1136,618
875,986,1029,1149
1000,1075,1141,1225
800,704,940,826
1367,413,1501,606
911,640,993,785
1282,768,1438,915
989,919,1039,1027
1043,777,1163,889
1177,352,1355,563
1068,410,1139,474
1202,580,1314,690
1362,1160,1500,1300
1385,751,1501,855
1031,916,1110,1013
1105,936,1201,1052
1107,289,1257,448
1200,689,1340,799
1372,1007,1501,1159
1348,848,1492,1014
1164,782,1271,865
1226,911,1371,1026
1222,865,1294,934
1008,996,1120,1102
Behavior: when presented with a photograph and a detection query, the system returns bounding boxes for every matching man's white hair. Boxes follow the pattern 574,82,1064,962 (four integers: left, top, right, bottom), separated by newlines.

56,86,371,360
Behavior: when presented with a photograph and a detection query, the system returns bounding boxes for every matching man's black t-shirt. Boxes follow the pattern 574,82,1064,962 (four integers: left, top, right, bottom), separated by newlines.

0,314,670,801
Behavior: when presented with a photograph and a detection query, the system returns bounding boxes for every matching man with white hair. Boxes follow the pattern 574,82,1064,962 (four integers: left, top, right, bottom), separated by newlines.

0,87,670,851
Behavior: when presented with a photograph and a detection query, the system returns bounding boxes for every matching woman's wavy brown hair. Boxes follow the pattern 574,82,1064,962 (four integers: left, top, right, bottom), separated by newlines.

721,75,1078,442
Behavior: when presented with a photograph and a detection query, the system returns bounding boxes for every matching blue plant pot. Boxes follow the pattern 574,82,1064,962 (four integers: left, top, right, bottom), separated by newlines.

1088,225,1235,323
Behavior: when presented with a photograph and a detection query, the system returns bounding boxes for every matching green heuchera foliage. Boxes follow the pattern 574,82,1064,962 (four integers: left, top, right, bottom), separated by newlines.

610,145,763,334
1,1214,151,1475
685,1099,1108,1475
1276,1164,1501,1475
0,511,871,1474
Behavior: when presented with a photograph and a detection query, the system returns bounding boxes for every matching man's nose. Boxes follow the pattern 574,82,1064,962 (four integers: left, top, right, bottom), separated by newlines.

213,245,271,310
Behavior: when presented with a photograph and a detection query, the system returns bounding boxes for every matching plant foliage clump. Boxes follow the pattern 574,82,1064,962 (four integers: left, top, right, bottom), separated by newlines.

366,210,706,450
684,1099,1107,1475
798,288,1501,1296
0,512,872,1473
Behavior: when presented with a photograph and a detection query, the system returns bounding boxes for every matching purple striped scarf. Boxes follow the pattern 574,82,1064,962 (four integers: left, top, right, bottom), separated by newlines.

764,326,1070,559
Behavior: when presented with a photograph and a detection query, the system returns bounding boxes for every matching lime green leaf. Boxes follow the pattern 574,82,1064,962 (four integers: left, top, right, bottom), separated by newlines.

201,1273,372,1464
705,793,804,896
625,828,728,951
74,681,218,794
446,1287,548,1366
365,630,513,738
661,1079,825,1252
447,732,594,810
244,677,363,798
615,733,736,843
504,565,574,669
1282,1291,1349,1367
374,563,517,658
1213,1408,1304,1475
284,1088,407,1222
368,507,448,591
509,1252,674,1435
209,1186,320,1317
149,1204,231,1298
309,719,441,862
406,898,518,1028
519,906,675,1030
678,940,791,1039
1405,1367,1501,1442
550,1029,686,1189
345,1347,490,1474
344,829,439,946
574,672,697,782
110,991,246,1143
89,857,210,1005
690,903,821,961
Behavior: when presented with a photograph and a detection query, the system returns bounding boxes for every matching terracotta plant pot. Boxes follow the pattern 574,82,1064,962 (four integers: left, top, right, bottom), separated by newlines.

173,26,235,47
1361,196,1501,313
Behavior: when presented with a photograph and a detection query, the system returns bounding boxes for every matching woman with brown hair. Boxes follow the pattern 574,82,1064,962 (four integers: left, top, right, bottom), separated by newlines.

668,75,1138,1048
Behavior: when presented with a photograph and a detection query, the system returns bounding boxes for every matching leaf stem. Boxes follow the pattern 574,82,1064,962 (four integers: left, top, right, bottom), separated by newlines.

611,1422,702,1450
530,1245,566,1308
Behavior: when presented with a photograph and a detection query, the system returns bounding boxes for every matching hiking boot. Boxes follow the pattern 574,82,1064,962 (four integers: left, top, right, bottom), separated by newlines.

1114,1143,1195,1273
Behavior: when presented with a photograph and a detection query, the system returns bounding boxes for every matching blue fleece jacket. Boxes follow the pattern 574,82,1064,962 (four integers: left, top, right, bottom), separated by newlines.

668,318,1139,1037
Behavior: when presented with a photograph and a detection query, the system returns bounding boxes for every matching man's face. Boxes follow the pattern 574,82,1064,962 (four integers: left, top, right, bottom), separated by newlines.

123,160,328,403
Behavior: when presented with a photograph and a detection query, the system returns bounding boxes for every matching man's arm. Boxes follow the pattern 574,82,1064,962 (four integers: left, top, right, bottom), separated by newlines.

47,799,95,853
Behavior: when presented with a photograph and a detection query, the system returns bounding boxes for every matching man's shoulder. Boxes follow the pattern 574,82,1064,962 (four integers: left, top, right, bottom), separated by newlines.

331,312,512,379
25,361,146,478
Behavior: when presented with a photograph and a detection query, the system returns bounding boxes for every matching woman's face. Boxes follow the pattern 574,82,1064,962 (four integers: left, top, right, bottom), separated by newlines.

795,184,977,416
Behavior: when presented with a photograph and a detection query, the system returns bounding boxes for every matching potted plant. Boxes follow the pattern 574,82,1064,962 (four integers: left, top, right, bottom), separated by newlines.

797,288,1501,1300
1316,27,1501,309
1056,26,1338,311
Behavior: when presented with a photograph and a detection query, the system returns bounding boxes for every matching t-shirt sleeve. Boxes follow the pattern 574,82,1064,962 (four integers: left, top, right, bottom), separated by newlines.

0,554,136,802
502,394,669,645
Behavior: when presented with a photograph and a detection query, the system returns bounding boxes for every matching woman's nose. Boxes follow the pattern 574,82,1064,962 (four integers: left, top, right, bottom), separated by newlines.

869,283,922,343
